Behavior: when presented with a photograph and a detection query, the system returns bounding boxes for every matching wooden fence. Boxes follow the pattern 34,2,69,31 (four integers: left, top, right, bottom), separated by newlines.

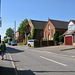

34,40,54,47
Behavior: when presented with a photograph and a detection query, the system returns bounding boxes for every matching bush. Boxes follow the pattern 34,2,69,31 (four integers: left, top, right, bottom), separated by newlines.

4,39,8,43
53,30,59,42
28,26,36,40
42,37,47,41
59,35,64,43
28,35,33,40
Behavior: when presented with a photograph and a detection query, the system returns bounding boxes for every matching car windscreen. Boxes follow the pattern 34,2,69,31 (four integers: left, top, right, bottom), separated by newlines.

11,41,16,43
28,41,34,42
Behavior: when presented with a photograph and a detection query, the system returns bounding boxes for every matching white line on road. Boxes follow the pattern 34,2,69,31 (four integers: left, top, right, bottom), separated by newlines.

6,51,18,75
40,56,67,67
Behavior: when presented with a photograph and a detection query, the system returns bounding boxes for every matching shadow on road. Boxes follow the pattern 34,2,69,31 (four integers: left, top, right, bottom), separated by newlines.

0,66,75,75
61,48,75,51
0,66,16,75
3,59,20,62
0,66,35,75
6,47,24,54
18,70,35,75
33,70,75,73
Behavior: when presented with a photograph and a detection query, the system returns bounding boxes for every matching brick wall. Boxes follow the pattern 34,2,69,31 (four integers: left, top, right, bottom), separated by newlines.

44,20,67,40
29,20,34,35
35,29,43,40
56,29,67,35
44,20,55,40
29,20,44,40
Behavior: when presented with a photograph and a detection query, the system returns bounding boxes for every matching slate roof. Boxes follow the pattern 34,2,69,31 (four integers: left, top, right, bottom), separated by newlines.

63,30,75,35
49,19,69,29
31,20,47,29
30,19,69,30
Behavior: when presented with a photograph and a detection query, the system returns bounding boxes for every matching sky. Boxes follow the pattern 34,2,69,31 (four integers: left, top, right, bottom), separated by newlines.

0,0,75,39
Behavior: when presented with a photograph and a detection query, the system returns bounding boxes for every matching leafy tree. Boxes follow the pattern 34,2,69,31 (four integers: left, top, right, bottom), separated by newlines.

53,30,59,42
6,28,14,38
59,35,64,42
28,26,36,40
18,19,29,40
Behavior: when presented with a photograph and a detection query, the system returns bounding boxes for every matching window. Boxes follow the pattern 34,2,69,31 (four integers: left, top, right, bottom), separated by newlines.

48,34,50,40
48,25,50,31
51,30,53,37
68,25,75,31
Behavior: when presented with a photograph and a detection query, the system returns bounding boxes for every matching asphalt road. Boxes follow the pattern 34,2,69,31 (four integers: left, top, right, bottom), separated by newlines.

6,45,75,75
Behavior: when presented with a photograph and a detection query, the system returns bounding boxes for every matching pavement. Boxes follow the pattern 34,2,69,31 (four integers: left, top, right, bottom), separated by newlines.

0,52,16,75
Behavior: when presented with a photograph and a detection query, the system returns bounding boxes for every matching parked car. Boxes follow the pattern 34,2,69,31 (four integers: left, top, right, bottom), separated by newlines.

8,41,11,45
28,39,38,47
11,41,17,46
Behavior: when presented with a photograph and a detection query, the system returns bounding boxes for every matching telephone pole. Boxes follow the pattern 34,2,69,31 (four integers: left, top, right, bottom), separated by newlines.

14,21,16,39
0,0,2,27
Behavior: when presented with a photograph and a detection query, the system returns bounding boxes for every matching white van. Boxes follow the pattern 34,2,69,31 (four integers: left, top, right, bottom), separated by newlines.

28,39,38,47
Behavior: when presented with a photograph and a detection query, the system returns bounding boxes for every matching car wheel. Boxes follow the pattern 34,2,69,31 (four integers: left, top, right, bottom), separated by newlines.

28,44,31,47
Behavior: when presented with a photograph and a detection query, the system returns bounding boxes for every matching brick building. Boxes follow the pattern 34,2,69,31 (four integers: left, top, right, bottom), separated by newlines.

15,32,23,42
29,19,47,40
44,19,68,40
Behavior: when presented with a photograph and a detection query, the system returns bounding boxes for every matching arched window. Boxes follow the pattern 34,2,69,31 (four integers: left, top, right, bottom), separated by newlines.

48,34,50,40
48,25,50,31
52,30,53,37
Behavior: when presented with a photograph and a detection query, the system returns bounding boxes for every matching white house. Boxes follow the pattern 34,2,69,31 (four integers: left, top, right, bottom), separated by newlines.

64,20,75,45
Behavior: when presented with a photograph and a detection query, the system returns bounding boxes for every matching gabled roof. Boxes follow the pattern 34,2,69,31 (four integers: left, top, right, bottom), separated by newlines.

63,30,75,35
69,20,75,24
31,20,47,29
49,19,69,29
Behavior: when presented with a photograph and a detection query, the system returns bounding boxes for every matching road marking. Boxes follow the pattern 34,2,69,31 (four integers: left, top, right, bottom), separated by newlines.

40,56,67,67
6,51,18,75
8,53,15,68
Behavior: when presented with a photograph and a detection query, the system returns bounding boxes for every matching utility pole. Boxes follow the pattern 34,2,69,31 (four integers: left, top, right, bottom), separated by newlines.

14,21,16,39
0,0,2,27
0,0,1,43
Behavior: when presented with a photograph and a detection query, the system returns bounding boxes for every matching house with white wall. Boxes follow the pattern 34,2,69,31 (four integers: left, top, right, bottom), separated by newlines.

64,20,75,45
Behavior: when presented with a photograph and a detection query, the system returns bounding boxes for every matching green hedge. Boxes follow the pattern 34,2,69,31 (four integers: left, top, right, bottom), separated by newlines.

18,43,27,46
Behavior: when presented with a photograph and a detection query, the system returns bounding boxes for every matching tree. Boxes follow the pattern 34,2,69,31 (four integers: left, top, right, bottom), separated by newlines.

59,35,64,43
18,19,29,40
28,26,36,40
6,28,14,38
53,30,59,42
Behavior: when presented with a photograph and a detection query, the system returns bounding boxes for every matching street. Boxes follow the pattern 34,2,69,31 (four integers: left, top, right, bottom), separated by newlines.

1,45,75,75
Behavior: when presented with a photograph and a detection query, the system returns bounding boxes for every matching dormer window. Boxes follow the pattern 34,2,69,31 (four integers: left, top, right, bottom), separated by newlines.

48,25,50,31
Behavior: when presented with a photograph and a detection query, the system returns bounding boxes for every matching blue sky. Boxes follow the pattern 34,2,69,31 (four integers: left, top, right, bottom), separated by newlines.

0,0,75,39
